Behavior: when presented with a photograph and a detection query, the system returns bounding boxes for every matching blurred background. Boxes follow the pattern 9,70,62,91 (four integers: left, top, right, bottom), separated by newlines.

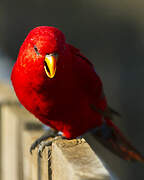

0,0,144,179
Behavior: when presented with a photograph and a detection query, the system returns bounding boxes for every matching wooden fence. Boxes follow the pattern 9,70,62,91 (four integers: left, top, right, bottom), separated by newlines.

0,82,110,180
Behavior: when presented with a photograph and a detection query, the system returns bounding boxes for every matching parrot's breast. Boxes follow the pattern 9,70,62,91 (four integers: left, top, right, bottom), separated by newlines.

11,51,104,138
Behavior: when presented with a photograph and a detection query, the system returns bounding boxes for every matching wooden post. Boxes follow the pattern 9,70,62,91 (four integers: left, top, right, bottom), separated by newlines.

22,134,110,180
1,105,21,180
22,131,48,180
0,83,19,180
52,139,110,180
22,130,53,180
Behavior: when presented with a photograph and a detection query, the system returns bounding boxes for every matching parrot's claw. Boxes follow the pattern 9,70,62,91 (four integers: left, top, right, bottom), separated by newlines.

30,129,58,154
37,136,62,158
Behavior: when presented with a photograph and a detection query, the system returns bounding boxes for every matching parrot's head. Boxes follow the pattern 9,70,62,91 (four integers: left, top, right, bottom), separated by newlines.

17,26,66,79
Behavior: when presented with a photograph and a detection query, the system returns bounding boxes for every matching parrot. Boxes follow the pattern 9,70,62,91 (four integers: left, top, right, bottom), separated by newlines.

11,26,144,162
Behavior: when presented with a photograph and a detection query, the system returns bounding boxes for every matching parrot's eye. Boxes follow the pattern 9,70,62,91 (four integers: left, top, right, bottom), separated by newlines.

34,45,40,55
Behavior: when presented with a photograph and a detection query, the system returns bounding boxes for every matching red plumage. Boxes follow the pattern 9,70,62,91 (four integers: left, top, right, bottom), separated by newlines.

11,26,144,162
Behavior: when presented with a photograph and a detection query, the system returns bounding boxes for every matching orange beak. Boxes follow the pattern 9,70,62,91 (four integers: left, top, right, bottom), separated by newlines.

44,54,58,78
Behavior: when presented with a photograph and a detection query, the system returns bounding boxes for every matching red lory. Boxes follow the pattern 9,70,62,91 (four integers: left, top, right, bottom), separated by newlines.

11,26,144,162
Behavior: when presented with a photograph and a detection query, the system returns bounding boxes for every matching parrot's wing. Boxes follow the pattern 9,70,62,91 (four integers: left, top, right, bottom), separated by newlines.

107,106,121,117
69,44,121,118
68,43,103,101
90,104,121,120
68,44,94,67
69,44,121,117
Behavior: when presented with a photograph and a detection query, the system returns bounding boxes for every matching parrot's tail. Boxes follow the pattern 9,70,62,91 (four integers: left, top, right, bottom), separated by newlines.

91,120,144,162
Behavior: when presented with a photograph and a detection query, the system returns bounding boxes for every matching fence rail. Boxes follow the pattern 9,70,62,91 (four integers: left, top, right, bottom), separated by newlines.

0,82,110,180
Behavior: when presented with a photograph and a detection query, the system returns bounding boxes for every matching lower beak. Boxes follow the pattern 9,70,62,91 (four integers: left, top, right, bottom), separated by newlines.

44,54,57,78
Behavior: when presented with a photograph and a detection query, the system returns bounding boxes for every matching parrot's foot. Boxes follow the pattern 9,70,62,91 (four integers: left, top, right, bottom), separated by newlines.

30,129,58,154
38,136,64,157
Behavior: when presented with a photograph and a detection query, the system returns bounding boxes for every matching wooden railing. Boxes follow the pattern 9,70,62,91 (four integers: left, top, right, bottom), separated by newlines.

0,82,110,180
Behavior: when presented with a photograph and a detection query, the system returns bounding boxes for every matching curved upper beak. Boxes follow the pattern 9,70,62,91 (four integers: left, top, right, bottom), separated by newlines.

44,53,58,78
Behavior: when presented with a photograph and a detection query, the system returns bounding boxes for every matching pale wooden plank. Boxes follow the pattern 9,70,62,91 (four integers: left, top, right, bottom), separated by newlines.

52,139,110,180
1,105,20,180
